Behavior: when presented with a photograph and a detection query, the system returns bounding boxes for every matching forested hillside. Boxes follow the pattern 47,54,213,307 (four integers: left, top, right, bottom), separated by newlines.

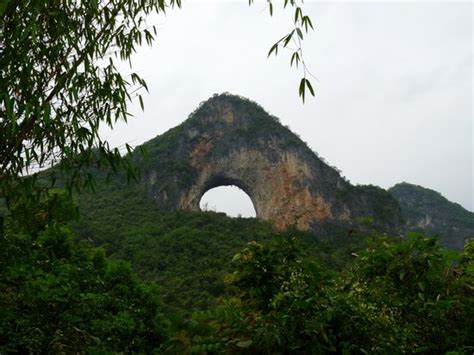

2,173,473,352
69,174,473,353
390,183,474,249
73,178,369,312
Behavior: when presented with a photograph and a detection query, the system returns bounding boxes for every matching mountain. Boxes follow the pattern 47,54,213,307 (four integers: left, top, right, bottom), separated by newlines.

389,182,474,249
74,93,472,251
129,93,403,235
28,93,470,252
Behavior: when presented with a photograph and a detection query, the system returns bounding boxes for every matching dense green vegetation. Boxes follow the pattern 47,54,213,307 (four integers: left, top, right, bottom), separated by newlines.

0,191,167,352
1,186,473,352
173,234,473,353
72,178,378,313
73,178,473,353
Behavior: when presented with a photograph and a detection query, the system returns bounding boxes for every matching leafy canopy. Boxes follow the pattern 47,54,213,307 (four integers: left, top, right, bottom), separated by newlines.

176,234,474,353
0,0,183,202
0,190,167,352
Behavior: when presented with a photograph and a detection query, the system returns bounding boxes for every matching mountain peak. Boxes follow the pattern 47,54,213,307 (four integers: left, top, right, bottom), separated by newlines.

185,92,276,127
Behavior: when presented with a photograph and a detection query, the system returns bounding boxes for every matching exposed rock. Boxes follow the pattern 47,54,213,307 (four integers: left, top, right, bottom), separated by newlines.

134,93,403,235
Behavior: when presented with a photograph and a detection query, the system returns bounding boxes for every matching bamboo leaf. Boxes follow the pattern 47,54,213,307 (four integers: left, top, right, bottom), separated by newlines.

305,79,315,97
267,43,278,57
299,78,306,103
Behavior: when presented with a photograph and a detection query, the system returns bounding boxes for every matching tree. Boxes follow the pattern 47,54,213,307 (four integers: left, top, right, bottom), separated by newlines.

0,0,315,204
174,235,473,353
0,0,179,203
0,190,168,352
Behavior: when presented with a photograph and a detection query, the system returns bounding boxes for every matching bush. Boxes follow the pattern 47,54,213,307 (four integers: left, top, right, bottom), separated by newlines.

0,191,168,352
177,234,473,353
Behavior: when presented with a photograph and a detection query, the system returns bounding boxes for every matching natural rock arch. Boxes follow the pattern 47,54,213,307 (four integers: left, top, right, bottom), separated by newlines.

181,146,336,230
138,94,403,233
182,147,324,229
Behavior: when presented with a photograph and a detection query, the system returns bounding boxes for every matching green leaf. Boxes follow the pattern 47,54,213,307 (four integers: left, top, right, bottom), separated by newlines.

267,43,278,57
296,27,303,40
303,16,314,31
290,52,300,67
299,78,306,103
294,7,303,24
43,104,51,125
305,79,315,97
283,30,295,47
139,145,148,158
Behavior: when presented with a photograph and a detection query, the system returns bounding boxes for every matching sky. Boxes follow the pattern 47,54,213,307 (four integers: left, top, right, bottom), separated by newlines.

102,0,473,216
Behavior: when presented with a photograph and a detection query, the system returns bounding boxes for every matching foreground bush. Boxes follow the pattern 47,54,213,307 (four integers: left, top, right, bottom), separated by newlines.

174,234,473,354
0,191,168,352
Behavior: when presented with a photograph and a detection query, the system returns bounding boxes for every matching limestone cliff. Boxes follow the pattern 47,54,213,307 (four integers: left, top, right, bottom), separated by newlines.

132,93,403,235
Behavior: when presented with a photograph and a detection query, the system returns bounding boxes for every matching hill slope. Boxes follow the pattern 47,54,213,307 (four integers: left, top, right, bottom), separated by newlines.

74,178,376,313
389,182,474,249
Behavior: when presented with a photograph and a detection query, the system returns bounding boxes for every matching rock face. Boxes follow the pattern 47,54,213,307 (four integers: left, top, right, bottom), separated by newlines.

390,183,474,249
134,93,403,234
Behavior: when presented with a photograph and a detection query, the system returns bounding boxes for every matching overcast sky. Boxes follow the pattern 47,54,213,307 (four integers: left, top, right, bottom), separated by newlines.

102,0,473,216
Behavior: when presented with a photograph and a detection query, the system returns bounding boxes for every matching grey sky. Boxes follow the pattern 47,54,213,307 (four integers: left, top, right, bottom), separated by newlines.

102,1,473,215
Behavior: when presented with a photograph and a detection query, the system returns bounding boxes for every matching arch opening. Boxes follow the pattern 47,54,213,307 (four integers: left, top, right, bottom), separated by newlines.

199,185,256,218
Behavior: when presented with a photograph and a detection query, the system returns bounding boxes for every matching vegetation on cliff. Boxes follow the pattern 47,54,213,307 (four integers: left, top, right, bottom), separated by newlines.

123,93,469,248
